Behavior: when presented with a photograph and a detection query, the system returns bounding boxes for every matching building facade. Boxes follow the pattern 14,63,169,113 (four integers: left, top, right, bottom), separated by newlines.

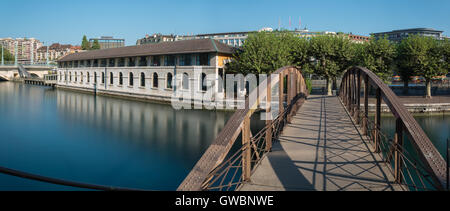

372,28,445,42
347,34,370,43
56,39,234,103
176,31,252,47
89,36,125,49
0,37,43,62
136,34,176,45
37,43,83,62
136,28,369,48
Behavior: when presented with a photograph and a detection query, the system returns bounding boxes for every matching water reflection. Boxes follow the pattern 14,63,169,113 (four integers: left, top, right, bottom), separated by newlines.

0,82,233,190
380,114,450,157
56,90,230,159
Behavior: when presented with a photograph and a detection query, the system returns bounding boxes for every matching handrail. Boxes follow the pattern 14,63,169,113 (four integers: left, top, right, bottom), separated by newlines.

0,165,147,191
178,66,308,191
339,66,448,190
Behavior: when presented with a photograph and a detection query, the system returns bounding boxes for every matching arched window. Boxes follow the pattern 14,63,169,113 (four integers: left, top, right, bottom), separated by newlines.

110,72,114,84
69,72,71,81
129,72,134,86
101,72,105,84
75,72,77,82
167,73,173,89
87,72,90,83
119,72,123,85
140,72,145,87
153,73,158,88
200,73,207,91
59,72,62,81
94,72,97,84
64,72,67,81
81,72,84,82
182,73,189,90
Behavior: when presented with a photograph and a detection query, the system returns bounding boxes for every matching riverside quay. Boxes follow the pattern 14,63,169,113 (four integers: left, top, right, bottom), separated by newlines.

56,39,234,104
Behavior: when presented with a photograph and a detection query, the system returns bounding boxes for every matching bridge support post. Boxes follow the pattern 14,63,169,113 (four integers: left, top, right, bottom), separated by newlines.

297,70,301,96
266,77,273,152
347,71,351,111
287,70,296,123
279,73,284,115
350,69,355,116
242,114,252,182
394,117,403,183
355,70,361,124
363,75,369,135
374,88,381,153
286,71,292,123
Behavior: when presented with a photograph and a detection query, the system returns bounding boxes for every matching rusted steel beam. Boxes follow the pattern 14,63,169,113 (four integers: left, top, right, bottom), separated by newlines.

242,114,251,182
355,66,447,190
363,74,369,136
347,71,351,110
394,117,403,183
287,70,296,123
356,69,361,124
374,87,381,153
279,73,284,115
265,77,273,152
349,70,353,116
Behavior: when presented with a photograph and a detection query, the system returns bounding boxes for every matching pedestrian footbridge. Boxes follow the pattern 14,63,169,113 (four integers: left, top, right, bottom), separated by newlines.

240,95,403,191
178,66,448,191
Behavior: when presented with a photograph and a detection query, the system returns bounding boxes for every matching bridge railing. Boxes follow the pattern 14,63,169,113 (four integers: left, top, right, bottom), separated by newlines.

0,61,57,67
178,66,308,191
339,66,448,191
0,61,16,66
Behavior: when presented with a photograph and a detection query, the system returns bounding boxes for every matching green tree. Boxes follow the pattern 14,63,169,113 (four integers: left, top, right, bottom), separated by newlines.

441,38,450,72
81,35,90,50
290,35,310,68
397,35,447,98
227,31,304,75
396,41,416,94
357,36,396,82
91,39,101,50
1,46,15,62
308,35,355,95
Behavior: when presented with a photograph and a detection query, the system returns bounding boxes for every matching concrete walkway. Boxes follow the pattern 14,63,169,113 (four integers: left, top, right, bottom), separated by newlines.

240,95,404,191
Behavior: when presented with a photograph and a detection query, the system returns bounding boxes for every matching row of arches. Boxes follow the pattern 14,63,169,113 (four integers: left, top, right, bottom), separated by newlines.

60,71,209,91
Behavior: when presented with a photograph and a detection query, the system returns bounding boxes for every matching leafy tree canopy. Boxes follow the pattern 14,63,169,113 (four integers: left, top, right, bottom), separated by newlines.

91,39,101,50
1,47,15,62
227,31,308,75
357,36,396,82
81,35,90,50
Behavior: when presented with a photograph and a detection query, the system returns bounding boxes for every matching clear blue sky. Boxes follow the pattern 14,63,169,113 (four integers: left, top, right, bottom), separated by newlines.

1,0,449,46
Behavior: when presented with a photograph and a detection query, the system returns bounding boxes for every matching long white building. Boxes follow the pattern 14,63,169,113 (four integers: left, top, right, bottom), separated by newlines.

56,39,235,104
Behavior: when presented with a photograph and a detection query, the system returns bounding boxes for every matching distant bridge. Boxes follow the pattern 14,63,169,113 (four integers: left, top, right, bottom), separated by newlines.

178,66,449,191
0,62,57,86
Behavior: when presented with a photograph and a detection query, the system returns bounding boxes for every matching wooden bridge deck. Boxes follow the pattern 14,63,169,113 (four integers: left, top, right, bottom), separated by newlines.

240,95,405,191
